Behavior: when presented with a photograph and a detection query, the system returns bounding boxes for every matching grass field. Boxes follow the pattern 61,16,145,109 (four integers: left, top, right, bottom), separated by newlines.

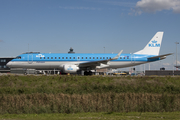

0,112,180,120
1,75,180,94
0,75,180,115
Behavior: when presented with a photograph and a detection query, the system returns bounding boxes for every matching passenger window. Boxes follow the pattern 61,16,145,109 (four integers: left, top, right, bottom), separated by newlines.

82,57,83,59
51,57,53,59
124,57,125,59
73,57,75,59
78,57,80,59
86,57,87,59
127,56,129,59
89,57,91,59
62,57,64,59
59,57,60,59
55,57,57,59
40,57,42,59
44,57,45,59
70,57,71,59
93,57,95,59
120,57,122,59
103,57,105,59
100,57,102,59
47,57,49,59
66,57,68,59
107,57,108,59
97,57,98,59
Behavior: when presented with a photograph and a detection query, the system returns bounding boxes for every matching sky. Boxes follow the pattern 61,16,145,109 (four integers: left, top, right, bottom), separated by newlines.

0,0,180,71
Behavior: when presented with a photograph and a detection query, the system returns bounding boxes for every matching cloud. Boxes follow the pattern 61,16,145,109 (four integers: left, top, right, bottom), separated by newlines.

99,1,136,8
59,6,102,10
0,40,4,42
135,0,180,15
162,63,171,66
174,60,180,65
160,61,180,70
147,61,175,70
59,1,136,12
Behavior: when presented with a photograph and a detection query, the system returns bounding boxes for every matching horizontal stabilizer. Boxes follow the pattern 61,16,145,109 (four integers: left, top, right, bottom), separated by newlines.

148,53,173,60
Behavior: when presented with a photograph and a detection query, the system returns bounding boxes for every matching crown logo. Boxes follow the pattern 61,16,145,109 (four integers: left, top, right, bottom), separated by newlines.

67,67,73,70
151,40,157,43
36,54,45,57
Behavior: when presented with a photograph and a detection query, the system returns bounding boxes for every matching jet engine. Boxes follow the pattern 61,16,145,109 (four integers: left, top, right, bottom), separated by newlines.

63,65,79,73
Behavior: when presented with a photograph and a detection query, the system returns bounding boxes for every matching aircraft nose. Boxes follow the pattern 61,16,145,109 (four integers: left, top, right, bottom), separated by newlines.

6,61,12,68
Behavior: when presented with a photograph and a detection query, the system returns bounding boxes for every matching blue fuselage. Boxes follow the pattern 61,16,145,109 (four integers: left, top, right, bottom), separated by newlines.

7,53,159,71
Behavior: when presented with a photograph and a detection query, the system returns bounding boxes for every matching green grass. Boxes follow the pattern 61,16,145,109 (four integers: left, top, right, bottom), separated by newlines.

1,75,180,114
0,112,180,120
1,75,180,94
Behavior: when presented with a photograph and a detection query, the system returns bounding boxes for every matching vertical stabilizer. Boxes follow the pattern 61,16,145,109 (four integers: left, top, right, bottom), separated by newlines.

134,32,164,56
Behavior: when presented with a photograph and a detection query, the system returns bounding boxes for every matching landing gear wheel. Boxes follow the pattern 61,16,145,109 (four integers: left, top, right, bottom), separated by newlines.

84,71,92,76
84,71,87,75
89,71,92,75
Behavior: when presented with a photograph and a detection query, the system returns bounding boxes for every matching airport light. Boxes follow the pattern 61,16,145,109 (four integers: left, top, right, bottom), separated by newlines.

173,54,174,76
149,63,150,70
175,42,179,68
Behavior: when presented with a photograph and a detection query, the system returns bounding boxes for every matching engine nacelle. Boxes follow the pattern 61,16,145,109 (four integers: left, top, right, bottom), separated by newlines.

63,65,79,73
96,63,109,69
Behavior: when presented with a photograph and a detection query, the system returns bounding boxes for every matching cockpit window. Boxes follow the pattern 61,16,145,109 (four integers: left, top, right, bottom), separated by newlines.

15,56,21,59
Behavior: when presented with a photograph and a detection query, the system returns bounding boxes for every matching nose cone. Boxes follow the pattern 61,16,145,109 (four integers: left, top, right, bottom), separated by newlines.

6,61,12,68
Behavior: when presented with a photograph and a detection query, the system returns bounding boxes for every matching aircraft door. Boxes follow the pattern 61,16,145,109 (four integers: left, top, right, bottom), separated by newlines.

28,54,33,64
131,54,135,64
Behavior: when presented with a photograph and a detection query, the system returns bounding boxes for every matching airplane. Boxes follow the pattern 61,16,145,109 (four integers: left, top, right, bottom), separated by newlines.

6,32,172,75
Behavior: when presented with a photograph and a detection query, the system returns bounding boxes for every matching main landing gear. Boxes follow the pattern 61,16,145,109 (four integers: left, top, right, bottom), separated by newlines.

84,71,93,75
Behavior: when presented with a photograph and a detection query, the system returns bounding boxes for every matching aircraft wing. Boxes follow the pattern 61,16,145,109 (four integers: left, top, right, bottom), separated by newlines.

78,50,123,68
148,53,173,60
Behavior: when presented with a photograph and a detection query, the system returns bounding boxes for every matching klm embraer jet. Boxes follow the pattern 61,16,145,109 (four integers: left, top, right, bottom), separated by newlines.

7,32,172,75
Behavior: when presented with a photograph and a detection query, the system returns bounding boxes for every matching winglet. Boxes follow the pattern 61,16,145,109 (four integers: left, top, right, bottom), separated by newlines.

110,50,123,60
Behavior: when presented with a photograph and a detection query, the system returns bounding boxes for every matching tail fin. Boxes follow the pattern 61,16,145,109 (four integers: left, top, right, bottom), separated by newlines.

134,32,164,56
